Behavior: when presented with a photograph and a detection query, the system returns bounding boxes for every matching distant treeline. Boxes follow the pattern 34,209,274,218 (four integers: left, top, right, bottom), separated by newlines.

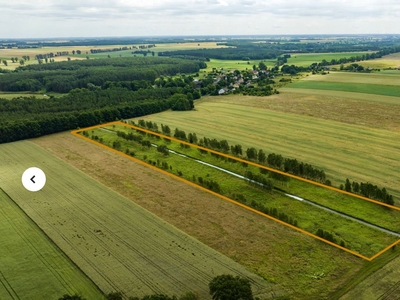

159,40,400,62
90,47,130,53
35,52,70,59
158,44,282,60
0,57,206,93
316,45,400,66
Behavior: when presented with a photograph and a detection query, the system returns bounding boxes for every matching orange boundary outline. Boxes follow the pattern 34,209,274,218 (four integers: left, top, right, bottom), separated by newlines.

71,121,400,261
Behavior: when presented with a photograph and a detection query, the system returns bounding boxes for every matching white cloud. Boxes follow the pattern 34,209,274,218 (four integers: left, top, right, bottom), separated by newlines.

1,0,399,38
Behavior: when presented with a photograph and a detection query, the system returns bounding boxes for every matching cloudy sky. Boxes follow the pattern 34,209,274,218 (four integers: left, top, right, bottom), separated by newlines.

2,0,400,38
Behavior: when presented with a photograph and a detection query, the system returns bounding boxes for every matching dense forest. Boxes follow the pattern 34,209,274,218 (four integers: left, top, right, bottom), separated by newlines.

0,57,205,143
0,57,206,93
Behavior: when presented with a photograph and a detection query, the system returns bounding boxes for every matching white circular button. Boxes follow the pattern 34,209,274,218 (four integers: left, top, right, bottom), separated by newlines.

22,167,46,192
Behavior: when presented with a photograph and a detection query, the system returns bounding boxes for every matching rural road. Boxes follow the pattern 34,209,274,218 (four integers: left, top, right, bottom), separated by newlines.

101,127,400,238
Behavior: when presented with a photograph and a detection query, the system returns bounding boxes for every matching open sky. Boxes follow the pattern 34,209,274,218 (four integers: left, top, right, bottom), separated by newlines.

2,0,400,38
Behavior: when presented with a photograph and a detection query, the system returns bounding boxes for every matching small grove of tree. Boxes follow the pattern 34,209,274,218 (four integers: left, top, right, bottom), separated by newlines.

170,93,193,111
316,228,346,248
342,178,394,205
209,274,253,300
249,199,298,227
157,144,169,156
197,177,221,193
244,170,273,192
267,153,326,184
161,124,171,135
174,128,187,140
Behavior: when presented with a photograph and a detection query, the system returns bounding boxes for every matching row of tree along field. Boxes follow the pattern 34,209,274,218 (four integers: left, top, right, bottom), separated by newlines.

85,124,397,254
138,120,395,207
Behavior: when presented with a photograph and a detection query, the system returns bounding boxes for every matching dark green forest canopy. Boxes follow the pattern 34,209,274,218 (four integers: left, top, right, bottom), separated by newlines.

0,57,206,93
0,57,204,143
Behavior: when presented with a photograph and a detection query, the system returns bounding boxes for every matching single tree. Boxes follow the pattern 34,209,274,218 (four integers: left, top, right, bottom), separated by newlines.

2,60,7,66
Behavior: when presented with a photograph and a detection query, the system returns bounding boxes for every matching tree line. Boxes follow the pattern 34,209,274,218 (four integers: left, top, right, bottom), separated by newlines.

0,90,196,144
135,121,328,185
342,178,394,205
158,39,400,61
231,194,298,227
316,228,346,248
90,47,130,53
136,121,397,205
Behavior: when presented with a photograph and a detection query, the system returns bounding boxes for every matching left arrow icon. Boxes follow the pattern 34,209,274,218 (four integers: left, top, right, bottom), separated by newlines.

22,168,46,192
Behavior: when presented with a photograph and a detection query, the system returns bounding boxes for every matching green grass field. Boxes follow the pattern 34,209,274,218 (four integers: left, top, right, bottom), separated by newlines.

301,71,400,86
0,140,272,299
0,189,102,299
286,52,371,67
131,99,400,203
286,81,400,97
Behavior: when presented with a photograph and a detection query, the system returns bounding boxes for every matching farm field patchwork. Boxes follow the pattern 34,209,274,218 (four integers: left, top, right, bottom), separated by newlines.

132,99,400,202
0,42,228,69
301,71,400,86
0,140,272,299
75,122,400,259
0,189,102,300
286,81,400,97
286,52,372,67
33,131,367,300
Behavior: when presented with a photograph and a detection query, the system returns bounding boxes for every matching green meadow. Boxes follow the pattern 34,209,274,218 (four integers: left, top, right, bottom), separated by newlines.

0,189,102,299
286,52,371,67
286,81,400,97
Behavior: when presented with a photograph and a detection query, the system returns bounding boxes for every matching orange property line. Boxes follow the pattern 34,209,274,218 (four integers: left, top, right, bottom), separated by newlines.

122,122,400,212
71,122,400,261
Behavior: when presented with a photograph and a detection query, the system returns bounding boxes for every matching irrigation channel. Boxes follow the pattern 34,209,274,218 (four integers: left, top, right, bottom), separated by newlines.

100,127,400,238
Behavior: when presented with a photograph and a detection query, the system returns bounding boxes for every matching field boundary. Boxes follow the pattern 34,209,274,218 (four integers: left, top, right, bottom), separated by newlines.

71,121,400,261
